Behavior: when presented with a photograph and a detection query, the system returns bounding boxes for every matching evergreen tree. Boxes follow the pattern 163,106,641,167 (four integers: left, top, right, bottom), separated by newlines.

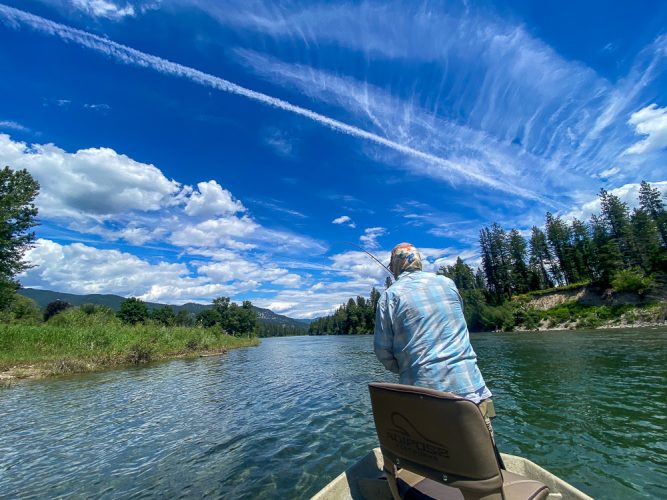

480,224,512,300
507,229,530,293
528,227,555,290
570,218,593,282
638,180,667,247
599,189,638,267
545,213,576,284
630,208,663,272
589,214,623,286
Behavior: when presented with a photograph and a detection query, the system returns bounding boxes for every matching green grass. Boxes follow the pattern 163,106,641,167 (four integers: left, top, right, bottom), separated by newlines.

512,281,590,303
0,316,258,378
533,301,661,329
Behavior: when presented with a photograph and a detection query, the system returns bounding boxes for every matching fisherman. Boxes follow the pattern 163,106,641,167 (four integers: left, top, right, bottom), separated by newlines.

374,242,497,440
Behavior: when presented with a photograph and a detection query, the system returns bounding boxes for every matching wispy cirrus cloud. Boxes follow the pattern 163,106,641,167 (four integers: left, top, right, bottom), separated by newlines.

0,3,550,201
219,1,667,197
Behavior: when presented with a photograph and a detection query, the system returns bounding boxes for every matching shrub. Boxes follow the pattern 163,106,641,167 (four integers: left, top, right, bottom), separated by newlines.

44,300,72,321
80,303,114,316
117,298,149,325
8,294,41,324
611,268,654,295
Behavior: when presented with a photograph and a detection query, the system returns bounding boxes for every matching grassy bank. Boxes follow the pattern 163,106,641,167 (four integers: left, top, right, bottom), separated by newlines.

0,319,258,383
511,300,666,331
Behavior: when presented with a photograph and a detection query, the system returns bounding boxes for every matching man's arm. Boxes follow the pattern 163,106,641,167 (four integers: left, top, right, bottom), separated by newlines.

374,293,399,373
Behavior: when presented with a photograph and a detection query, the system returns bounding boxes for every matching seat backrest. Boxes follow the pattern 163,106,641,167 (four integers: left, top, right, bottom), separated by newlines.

369,383,503,495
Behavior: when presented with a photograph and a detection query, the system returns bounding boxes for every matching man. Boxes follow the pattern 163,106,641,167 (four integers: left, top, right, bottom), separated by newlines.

374,242,496,438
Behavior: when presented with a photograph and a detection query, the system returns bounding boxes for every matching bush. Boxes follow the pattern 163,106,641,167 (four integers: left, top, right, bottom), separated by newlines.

48,308,120,327
8,294,42,324
479,304,515,331
117,297,149,324
611,268,654,295
44,300,72,321
80,303,114,316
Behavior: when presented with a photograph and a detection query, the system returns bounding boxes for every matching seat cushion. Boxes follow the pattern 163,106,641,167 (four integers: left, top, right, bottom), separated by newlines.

393,469,549,500
396,469,464,499
501,470,549,500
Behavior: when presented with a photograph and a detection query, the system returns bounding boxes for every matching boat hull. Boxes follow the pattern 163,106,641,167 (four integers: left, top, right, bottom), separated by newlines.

312,448,592,500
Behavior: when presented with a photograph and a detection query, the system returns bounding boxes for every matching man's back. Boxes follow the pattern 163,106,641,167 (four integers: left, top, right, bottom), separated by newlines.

374,270,487,396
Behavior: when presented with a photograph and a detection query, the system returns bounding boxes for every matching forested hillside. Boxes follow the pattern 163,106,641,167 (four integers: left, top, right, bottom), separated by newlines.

311,181,666,334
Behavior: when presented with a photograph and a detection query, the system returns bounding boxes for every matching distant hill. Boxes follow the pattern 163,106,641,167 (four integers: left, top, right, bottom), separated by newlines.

18,288,310,329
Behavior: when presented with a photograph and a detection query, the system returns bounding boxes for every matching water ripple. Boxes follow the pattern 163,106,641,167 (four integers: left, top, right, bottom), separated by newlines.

0,330,665,498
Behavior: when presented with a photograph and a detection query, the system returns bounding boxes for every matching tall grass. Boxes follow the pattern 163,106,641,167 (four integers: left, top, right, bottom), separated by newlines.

0,309,258,377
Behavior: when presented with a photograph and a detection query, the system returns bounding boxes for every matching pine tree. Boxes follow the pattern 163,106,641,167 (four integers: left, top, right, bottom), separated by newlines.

507,229,530,294
631,208,663,272
599,189,639,267
528,226,555,290
589,214,623,286
638,181,667,247
570,218,593,282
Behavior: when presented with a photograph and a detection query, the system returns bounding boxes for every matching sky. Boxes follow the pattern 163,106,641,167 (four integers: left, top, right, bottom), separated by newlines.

1,0,667,318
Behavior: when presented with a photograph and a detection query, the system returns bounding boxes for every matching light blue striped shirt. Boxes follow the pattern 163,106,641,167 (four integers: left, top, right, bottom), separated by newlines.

374,271,491,403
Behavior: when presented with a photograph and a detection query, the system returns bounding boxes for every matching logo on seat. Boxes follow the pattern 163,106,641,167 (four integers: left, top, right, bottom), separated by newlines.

385,412,449,461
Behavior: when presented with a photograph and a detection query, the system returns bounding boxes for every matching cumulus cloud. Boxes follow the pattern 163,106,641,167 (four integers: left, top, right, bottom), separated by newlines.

184,180,245,217
0,134,182,220
625,104,667,155
566,181,667,222
22,238,199,299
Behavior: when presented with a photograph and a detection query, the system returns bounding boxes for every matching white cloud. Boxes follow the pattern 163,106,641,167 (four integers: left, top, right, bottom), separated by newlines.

594,166,621,179
0,4,552,202
70,0,135,19
625,104,667,155
0,134,182,220
331,215,356,228
360,226,386,249
566,181,667,222
184,180,245,217
0,120,29,132
332,215,351,224
22,239,200,299
265,301,298,313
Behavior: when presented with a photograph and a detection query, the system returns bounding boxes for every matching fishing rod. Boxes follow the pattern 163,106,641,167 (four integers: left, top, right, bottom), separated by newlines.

338,241,393,277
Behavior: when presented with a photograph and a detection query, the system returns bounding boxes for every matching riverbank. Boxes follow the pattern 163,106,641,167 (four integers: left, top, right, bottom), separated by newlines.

509,285,666,332
0,322,258,385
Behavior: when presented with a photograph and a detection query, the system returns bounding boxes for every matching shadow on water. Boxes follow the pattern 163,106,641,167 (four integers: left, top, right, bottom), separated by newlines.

1,330,665,498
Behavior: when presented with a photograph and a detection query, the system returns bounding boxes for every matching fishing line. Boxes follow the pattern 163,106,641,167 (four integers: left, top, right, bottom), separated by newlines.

337,241,393,277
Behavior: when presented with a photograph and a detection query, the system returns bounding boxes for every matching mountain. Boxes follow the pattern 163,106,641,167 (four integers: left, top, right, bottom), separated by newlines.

17,288,309,329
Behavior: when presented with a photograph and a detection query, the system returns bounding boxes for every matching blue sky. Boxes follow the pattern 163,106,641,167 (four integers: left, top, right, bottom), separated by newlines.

1,0,666,318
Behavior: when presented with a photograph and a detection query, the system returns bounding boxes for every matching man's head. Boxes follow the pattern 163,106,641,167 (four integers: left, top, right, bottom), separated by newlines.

389,242,422,278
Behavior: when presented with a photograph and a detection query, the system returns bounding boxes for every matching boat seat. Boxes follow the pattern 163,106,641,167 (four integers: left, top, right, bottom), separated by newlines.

369,383,549,500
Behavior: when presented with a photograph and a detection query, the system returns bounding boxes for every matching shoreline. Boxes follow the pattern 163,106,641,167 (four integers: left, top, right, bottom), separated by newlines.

0,343,258,387
511,319,667,333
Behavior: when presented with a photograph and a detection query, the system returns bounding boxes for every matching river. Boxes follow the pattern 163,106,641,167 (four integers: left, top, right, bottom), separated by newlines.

1,328,665,498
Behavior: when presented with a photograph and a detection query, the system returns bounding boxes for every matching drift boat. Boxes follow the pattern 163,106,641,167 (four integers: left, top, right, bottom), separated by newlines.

313,384,592,500
312,448,591,500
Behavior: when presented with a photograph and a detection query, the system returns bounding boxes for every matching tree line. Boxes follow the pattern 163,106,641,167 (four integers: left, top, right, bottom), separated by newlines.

308,287,382,335
477,182,665,300
309,182,665,334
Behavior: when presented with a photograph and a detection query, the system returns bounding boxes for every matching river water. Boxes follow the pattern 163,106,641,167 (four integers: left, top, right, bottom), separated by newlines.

1,329,665,498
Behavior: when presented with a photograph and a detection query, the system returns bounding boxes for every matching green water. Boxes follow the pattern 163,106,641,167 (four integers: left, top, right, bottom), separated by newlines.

1,328,665,498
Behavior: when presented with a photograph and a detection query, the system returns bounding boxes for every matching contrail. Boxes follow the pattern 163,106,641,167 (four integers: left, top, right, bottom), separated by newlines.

0,4,548,202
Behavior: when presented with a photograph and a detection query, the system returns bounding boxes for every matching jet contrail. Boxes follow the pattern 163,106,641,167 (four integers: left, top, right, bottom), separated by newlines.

0,4,549,202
